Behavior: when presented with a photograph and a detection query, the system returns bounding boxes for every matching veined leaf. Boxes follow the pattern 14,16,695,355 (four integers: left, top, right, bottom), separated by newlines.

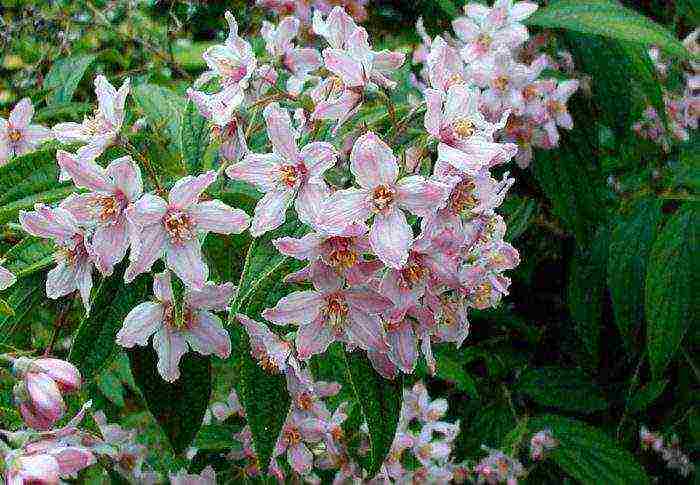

179,100,210,174
69,265,152,381
526,0,691,60
44,54,96,104
517,367,608,413
2,237,54,279
0,274,44,344
132,83,186,147
194,423,245,451
343,350,403,476
528,415,649,485
128,346,212,454
627,379,668,413
608,196,662,352
646,203,698,379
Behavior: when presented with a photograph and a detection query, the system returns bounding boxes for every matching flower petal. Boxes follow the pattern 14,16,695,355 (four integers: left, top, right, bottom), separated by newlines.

273,233,323,260
19,205,79,241
124,224,168,283
323,49,365,87
369,208,412,269
396,175,452,217
46,261,77,299
126,193,167,227
250,189,294,237
300,141,337,176
191,200,250,235
185,281,235,311
106,156,143,202
168,171,217,210
387,320,417,373
346,310,389,352
262,290,324,326
166,240,208,290
116,302,164,347
318,187,372,233
296,315,334,360
153,327,188,382
89,220,129,276
9,97,33,127
227,152,283,192
350,132,398,188
186,311,231,358
263,102,299,162
0,265,16,290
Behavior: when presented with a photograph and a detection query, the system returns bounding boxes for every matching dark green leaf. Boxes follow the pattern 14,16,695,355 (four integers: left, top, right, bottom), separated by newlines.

128,346,212,454
194,423,245,451
132,83,186,146
179,101,210,174
44,54,96,104
628,379,668,413
528,415,649,485
343,350,403,475
517,367,608,413
646,203,698,379
0,274,44,344
504,196,536,242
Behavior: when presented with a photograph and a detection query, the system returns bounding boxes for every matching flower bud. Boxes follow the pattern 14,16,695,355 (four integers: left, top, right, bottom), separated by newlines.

14,373,66,431
5,453,60,485
30,358,82,394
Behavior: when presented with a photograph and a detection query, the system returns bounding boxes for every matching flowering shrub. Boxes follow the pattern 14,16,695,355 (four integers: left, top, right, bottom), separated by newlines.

0,0,697,483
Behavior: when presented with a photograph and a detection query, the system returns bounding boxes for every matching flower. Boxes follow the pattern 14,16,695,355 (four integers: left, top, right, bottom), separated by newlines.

53,75,129,154
57,151,143,276
116,271,233,382
19,202,95,311
0,98,53,160
236,313,297,374
210,389,244,422
125,171,250,289
273,410,324,475
199,12,256,90
529,428,557,460
0,264,16,290
226,103,337,236
320,132,452,268
169,466,216,485
262,263,391,360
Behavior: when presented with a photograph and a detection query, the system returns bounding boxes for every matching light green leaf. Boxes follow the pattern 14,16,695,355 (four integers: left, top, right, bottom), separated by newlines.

0,298,13,317
646,203,698,379
44,54,96,104
132,83,186,146
179,100,210,174
526,0,691,60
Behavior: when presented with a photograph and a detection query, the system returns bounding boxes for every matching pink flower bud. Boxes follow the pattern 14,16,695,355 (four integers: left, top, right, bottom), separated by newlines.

31,358,82,394
16,373,66,430
6,453,60,485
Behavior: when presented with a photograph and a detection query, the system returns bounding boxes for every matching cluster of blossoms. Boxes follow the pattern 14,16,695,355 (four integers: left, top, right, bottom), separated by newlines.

257,0,368,25
632,28,700,151
640,426,694,478
411,0,580,168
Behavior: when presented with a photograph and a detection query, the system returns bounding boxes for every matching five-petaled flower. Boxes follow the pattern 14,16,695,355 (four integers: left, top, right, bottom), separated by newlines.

0,98,53,163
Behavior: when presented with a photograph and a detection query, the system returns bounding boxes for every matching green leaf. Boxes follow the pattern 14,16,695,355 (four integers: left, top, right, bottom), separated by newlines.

528,415,649,485
0,298,13,317
179,100,210,174
0,148,71,224
194,423,245,451
2,237,54,279
34,102,92,123
44,54,96,104
627,379,668,413
568,224,609,364
68,266,152,381
646,203,699,379
504,196,536,242
434,347,479,398
95,367,126,408
128,346,212,454
526,0,691,60
517,367,608,413
608,196,662,351
0,274,44,344
343,350,403,476
433,0,460,18
132,83,186,146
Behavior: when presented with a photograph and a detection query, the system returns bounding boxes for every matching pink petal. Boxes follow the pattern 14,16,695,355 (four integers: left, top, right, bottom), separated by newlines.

345,288,392,314
50,447,95,476
317,187,372,233
59,194,96,226
387,321,417,373
350,132,398,188
126,193,167,227
300,141,337,176
23,124,53,145
168,171,217,210
373,50,405,72
262,290,324,326
263,103,299,162
9,97,33,127
26,372,65,420
185,281,235,311
0,265,17,290
89,220,129,276
76,260,94,312
310,89,362,128
15,455,60,482
396,175,452,217
510,1,538,21
46,261,78,300
323,49,365,87
154,270,174,303
191,200,250,235
273,233,324,260
186,311,231,358
116,302,164,347
367,350,398,379
295,181,329,227
451,17,479,43
346,310,389,352
437,141,504,173
166,240,208,290
227,153,283,192
19,205,79,241
250,189,294,237
153,327,188,382
423,89,444,138
369,208,412,269
106,156,143,202
94,75,119,125
288,443,313,474
124,224,167,283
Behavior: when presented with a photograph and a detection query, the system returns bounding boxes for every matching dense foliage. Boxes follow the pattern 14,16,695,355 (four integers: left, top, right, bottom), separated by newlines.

0,0,697,483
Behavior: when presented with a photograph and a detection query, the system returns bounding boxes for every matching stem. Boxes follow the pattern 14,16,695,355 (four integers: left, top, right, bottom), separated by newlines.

681,346,700,384
45,299,72,356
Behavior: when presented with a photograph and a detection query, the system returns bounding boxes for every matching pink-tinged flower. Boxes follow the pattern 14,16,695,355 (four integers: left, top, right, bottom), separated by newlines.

308,76,363,132
57,151,143,276
226,103,337,236
533,78,579,145
320,132,452,268
53,75,129,153
262,265,391,360
125,171,249,289
169,466,216,485
273,222,382,286
402,381,448,425
273,411,324,475
13,372,66,430
4,452,61,485
426,36,466,92
116,271,234,382
213,116,248,163
210,389,244,421
187,85,245,128
19,202,95,311
199,12,256,90
474,447,525,485
286,366,341,417
0,98,53,159
312,6,360,50
0,264,16,290
262,17,299,58
236,313,297,375
530,429,557,460
424,84,514,155
13,357,82,394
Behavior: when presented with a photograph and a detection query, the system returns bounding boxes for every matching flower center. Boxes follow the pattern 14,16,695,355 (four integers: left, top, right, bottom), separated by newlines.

453,118,475,138
547,99,565,114
7,129,22,142
450,179,478,213
473,282,493,308
371,184,396,213
446,72,464,89
163,302,194,330
326,237,358,269
212,118,238,140
283,427,302,446
95,192,127,223
331,426,344,441
296,391,314,411
163,210,197,244
477,33,492,50
218,58,248,83
400,257,427,288
523,84,539,100
385,319,402,332
279,164,304,188
322,292,349,330
259,355,280,374
55,234,88,267
493,76,509,91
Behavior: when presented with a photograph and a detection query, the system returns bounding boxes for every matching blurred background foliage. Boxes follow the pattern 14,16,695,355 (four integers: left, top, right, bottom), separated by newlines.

0,0,698,483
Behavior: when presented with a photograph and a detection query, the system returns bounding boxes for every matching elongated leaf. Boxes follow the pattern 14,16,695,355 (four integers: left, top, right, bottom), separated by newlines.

68,266,152,381
128,346,212,454
343,350,403,475
194,423,245,451
179,101,210,174
0,274,44,344
528,415,649,484
434,0,459,17
608,196,662,351
568,224,609,364
0,148,71,224
132,83,186,145
2,237,54,278
504,196,536,242
646,203,698,379
517,367,608,413
44,54,96,104
526,0,691,60
628,379,668,413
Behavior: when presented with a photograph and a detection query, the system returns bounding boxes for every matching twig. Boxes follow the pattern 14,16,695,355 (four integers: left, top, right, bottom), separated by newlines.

45,299,73,356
